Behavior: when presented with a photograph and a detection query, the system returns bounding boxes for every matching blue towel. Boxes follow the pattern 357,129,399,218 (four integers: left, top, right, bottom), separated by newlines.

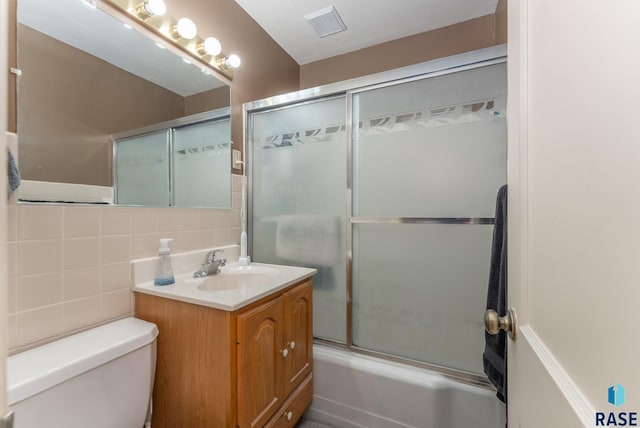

483,184,507,403
7,148,21,198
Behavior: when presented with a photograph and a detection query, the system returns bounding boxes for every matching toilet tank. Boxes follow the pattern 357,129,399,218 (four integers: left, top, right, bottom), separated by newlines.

8,317,159,428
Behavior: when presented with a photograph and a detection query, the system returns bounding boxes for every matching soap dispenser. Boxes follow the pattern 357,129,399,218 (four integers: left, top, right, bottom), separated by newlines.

154,238,175,286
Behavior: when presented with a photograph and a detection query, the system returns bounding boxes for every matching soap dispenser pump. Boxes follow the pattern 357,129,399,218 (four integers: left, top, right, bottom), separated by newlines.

154,238,175,286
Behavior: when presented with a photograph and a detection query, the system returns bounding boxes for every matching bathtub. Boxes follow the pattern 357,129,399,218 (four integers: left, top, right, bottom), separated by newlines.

305,344,506,428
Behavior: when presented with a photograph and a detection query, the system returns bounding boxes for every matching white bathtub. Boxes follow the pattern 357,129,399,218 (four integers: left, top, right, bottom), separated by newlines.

305,344,506,428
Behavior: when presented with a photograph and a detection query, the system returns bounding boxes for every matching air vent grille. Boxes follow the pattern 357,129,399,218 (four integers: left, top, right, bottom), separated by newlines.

304,6,347,38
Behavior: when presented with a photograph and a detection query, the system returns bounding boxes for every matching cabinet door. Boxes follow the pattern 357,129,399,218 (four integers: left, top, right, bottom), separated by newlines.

283,280,313,396
237,297,285,428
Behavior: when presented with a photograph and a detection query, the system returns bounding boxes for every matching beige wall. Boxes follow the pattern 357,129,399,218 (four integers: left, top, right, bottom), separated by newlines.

185,86,231,116
7,0,15,133
496,0,507,45
300,13,506,89
7,176,243,353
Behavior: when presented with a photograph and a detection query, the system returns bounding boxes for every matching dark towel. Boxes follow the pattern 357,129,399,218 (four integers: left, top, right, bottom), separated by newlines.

7,148,21,198
483,184,507,403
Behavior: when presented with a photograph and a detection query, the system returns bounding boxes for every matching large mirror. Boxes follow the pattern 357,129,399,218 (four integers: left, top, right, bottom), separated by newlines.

16,0,232,207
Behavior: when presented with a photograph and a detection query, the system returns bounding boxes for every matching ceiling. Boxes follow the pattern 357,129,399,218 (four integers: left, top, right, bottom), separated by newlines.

232,0,500,65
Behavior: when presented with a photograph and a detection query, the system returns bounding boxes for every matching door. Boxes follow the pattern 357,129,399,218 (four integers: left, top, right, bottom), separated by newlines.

237,298,285,428
507,1,640,426
249,95,348,344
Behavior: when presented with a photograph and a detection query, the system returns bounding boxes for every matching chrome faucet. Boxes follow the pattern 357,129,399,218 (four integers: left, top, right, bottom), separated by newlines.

193,249,227,277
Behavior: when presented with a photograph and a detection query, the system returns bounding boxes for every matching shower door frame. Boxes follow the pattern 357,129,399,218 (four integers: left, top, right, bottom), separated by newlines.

245,44,507,388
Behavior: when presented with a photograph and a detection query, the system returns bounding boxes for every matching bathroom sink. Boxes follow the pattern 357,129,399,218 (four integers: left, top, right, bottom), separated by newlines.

188,265,280,292
197,272,273,291
134,257,316,311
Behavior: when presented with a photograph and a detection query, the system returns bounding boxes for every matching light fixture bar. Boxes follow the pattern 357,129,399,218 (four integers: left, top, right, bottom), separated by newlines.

101,0,238,78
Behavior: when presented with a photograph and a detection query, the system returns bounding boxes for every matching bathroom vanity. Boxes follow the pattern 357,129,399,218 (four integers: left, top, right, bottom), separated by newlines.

133,260,315,428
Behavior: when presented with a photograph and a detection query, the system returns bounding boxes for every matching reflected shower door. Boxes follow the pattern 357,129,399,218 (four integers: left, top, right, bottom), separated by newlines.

351,63,507,374
250,96,347,343
173,119,231,208
114,130,170,206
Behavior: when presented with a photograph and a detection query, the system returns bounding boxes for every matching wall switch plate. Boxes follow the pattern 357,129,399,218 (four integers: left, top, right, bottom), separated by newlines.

233,149,242,168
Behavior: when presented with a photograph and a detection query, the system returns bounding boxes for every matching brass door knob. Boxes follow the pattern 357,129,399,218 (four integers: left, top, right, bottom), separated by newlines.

484,308,518,340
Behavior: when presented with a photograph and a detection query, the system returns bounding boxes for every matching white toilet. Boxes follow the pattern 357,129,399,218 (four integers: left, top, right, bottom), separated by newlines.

8,317,158,428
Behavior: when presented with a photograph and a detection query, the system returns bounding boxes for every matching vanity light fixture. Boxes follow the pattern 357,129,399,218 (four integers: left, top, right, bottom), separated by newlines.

134,0,166,19
109,0,240,76
170,17,198,40
216,54,241,69
197,37,222,57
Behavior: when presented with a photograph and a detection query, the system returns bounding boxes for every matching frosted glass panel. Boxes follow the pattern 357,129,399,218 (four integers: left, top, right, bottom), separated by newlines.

251,96,347,343
352,223,492,374
353,63,507,218
115,131,170,206
351,63,507,375
173,119,231,208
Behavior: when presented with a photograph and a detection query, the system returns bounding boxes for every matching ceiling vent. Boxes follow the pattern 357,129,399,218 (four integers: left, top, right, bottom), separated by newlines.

304,6,347,38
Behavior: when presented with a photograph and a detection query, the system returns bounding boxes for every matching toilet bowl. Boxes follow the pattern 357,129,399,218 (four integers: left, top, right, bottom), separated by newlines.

8,317,158,428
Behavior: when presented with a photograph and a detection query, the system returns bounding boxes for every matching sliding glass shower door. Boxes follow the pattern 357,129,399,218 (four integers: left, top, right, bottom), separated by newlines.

351,63,507,374
248,52,507,378
250,97,348,343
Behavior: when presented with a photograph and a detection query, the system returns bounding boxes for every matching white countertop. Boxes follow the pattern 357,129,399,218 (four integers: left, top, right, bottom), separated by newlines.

133,262,316,311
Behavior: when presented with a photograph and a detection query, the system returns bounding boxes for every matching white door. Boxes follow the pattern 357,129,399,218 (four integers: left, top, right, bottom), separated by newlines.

507,1,640,426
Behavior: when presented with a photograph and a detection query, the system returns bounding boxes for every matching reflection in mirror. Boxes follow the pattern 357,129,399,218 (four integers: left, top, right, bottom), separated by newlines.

114,108,231,208
16,0,232,207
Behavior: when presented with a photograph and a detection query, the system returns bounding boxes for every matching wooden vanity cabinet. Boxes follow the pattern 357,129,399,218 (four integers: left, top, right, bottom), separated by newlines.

135,278,313,428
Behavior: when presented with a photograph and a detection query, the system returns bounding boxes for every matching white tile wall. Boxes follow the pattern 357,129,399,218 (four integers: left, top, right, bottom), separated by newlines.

7,175,243,353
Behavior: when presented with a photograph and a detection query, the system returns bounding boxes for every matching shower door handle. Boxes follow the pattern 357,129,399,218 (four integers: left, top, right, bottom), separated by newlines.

484,308,518,340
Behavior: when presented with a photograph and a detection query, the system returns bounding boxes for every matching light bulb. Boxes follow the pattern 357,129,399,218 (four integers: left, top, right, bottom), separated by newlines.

135,0,166,19
216,54,241,69
227,54,241,68
144,0,166,17
198,37,222,56
172,17,197,40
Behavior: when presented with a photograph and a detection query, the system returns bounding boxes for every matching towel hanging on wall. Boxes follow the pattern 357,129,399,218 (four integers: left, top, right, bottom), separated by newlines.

7,147,21,198
483,184,507,403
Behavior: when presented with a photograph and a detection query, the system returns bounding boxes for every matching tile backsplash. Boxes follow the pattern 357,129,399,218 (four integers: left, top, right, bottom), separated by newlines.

7,175,243,353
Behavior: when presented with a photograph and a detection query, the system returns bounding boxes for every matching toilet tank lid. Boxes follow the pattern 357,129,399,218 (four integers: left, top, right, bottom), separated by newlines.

8,317,158,405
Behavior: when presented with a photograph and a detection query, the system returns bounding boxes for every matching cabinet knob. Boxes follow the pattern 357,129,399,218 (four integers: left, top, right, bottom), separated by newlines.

281,348,289,358
289,341,296,350
286,411,293,421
